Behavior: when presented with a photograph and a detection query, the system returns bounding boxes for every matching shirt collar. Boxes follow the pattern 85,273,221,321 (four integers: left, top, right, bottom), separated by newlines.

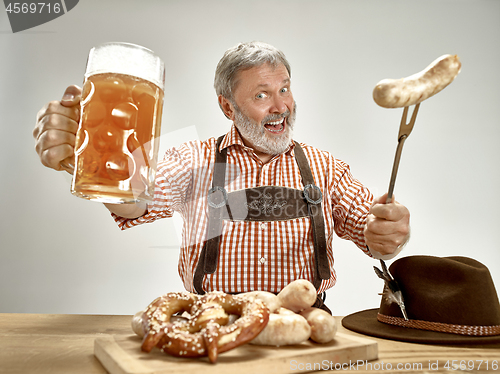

219,124,296,157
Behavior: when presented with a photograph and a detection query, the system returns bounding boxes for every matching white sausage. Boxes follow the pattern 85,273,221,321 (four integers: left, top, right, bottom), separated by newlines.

277,279,317,313
131,310,146,338
250,307,311,346
300,307,337,343
373,54,461,108
242,291,282,313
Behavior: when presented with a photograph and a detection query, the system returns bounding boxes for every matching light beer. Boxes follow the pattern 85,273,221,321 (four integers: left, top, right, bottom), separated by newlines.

72,72,164,203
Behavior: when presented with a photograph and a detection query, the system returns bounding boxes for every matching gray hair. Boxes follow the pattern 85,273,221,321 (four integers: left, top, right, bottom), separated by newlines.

214,41,292,102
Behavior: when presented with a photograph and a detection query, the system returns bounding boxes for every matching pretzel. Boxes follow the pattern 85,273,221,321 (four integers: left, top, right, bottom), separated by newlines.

137,291,270,363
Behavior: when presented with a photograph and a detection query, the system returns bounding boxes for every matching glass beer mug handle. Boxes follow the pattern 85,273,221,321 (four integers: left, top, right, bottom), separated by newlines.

60,158,75,174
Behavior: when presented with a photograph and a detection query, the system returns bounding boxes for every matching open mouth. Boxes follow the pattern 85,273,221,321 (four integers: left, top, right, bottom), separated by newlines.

263,117,286,134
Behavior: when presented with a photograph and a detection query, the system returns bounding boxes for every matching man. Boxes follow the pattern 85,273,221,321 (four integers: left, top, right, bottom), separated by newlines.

33,42,410,305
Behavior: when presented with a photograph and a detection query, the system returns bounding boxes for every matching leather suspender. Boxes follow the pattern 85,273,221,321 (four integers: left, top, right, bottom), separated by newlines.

193,136,227,294
193,136,331,294
293,142,331,288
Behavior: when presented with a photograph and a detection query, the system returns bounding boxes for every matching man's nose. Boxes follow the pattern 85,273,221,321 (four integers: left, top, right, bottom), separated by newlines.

270,96,287,114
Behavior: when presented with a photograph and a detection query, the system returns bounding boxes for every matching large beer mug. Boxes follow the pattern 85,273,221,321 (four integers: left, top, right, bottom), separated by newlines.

71,42,165,203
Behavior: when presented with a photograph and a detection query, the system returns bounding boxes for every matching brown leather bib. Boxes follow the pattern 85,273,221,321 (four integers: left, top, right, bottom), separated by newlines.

193,136,331,295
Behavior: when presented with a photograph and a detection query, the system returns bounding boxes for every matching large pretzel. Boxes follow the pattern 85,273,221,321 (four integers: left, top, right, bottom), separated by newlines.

137,291,270,363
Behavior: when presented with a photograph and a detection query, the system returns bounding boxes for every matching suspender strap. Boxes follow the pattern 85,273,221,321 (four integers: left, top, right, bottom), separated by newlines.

204,136,228,273
194,136,226,294
293,142,331,288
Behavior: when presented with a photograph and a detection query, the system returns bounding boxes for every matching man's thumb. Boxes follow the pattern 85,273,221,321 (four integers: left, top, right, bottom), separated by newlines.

372,192,394,207
61,85,82,107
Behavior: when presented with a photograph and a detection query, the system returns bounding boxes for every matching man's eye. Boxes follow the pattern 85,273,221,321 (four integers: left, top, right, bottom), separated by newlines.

256,93,267,99
281,87,288,93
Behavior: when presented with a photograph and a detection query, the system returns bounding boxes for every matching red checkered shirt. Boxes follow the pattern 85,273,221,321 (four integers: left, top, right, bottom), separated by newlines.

113,125,373,293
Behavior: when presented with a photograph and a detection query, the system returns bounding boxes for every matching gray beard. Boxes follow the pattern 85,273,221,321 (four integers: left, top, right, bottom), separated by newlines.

233,102,296,156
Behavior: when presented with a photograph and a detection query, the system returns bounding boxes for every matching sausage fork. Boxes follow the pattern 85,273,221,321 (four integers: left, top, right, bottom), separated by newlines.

386,103,420,203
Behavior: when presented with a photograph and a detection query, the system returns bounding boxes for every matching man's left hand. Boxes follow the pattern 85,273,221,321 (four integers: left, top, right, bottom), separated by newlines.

364,193,410,257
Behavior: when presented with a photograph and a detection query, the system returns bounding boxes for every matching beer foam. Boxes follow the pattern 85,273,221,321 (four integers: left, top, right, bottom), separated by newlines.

85,42,165,90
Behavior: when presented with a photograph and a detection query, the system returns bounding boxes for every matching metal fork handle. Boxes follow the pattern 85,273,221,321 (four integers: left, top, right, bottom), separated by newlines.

386,104,420,204
386,135,407,203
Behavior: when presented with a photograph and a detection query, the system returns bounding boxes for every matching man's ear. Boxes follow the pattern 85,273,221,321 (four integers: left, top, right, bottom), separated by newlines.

218,95,236,120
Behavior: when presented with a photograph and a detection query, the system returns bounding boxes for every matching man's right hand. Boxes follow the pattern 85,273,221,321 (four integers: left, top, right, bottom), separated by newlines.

33,85,82,174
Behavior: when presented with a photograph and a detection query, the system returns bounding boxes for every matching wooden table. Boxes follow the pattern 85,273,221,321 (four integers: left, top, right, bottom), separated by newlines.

1,313,499,373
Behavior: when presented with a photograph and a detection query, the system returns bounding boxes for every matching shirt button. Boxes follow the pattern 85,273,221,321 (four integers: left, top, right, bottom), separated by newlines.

260,222,266,230
259,257,266,264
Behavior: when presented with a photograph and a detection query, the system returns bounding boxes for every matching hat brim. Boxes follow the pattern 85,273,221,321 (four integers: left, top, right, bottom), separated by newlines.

342,308,500,346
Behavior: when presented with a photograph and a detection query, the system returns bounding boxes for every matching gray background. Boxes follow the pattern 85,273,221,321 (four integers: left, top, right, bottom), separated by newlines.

1,0,499,317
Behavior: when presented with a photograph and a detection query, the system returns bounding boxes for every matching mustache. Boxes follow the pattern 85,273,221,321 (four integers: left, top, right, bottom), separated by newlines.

261,110,290,125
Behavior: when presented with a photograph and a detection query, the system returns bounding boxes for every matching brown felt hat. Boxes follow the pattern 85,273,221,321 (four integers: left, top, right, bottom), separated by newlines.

342,256,500,344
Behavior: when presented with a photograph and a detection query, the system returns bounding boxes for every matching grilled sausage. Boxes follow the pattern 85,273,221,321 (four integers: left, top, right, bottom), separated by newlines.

373,54,461,108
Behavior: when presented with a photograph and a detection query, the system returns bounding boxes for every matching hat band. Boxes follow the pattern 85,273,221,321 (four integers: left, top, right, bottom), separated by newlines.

377,313,500,336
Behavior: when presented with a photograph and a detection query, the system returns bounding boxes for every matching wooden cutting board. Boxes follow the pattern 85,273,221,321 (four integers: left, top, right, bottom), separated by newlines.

94,333,378,374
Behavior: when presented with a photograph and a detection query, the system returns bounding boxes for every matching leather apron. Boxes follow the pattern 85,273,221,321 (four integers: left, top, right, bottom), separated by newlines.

193,136,332,313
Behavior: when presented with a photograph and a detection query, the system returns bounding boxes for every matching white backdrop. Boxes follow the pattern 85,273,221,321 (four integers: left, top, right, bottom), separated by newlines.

1,0,499,317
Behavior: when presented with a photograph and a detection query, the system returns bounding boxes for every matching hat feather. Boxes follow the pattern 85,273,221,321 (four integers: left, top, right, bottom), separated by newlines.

374,260,409,321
